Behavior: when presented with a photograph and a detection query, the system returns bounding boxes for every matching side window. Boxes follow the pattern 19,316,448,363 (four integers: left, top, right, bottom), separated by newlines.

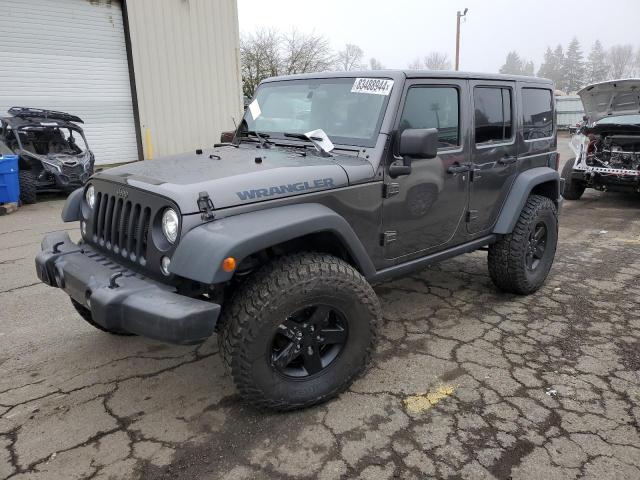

474,87,513,144
399,86,459,148
522,88,553,140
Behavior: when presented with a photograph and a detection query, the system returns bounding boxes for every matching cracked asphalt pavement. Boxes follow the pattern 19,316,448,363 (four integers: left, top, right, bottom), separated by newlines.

1,136,640,479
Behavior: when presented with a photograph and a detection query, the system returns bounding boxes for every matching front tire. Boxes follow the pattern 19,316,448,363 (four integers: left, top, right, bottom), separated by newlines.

488,195,558,295
561,158,585,200
218,252,380,411
19,170,37,204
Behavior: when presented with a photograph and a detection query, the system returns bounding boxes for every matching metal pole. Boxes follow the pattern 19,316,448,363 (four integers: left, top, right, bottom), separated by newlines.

455,11,461,71
455,8,468,71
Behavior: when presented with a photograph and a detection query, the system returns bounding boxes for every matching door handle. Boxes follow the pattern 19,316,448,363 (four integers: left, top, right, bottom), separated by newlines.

447,163,471,174
498,156,517,165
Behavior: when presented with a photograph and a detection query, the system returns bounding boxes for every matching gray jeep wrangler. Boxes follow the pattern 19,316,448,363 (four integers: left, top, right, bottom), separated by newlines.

36,71,563,410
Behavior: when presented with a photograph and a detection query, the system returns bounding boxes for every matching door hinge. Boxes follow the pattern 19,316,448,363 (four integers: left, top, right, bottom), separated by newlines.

381,231,397,246
383,182,400,198
470,168,481,182
466,210,478,222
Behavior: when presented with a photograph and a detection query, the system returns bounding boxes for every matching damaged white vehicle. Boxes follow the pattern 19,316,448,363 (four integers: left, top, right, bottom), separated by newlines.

563,79,640,200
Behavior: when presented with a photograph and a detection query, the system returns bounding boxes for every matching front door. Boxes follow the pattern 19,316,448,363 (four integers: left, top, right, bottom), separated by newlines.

382,79,470,260
467,81,519,233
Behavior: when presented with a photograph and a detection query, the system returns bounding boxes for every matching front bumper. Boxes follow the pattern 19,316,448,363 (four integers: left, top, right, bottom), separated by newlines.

39,166,92,191
35,232,220,344
571,167,640,193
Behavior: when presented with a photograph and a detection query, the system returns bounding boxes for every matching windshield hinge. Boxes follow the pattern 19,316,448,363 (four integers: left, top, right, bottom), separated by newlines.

197,191,215,221
383,182,400,198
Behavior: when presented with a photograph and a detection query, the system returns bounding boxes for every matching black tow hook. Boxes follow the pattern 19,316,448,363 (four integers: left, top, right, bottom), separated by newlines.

109,272,125,289
42,244,84,287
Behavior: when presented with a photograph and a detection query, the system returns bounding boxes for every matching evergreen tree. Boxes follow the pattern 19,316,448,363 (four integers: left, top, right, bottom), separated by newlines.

564,37,586,92
499,51,524,75
553,45,567,91
537,47,557,79
586,40,610,84
523,61,535,76
538,45,566,90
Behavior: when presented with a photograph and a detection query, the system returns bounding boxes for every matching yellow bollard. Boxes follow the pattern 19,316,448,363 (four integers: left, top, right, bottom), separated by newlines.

145,128,154,160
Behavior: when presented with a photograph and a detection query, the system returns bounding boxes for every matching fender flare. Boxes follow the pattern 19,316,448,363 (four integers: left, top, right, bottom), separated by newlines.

61,188,83,222
170,203,377,284
493,167,561,234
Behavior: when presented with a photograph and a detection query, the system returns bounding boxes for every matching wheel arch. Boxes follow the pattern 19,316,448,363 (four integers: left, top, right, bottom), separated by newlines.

170,203,377,284
493,167,562,235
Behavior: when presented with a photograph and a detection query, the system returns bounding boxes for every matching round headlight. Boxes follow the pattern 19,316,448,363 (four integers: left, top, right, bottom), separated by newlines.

161,208,179,244
85,185,95,209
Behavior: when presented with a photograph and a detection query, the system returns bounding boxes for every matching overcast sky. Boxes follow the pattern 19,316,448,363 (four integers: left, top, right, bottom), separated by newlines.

238,0,640,73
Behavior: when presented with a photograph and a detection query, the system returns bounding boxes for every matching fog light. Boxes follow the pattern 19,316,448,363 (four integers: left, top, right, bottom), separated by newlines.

160,256,171,276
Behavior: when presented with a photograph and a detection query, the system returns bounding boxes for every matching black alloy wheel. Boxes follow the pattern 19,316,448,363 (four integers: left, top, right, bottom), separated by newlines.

271,305,348,378
525,222,547,271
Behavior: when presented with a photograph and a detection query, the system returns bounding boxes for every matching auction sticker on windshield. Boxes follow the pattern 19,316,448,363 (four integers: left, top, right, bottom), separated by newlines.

351,78,394,95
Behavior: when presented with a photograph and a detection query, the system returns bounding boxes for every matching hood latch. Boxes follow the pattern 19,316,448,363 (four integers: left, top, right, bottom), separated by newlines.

197,191,215,221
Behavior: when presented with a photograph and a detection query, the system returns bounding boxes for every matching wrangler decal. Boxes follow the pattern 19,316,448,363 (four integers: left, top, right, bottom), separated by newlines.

236,178,335,201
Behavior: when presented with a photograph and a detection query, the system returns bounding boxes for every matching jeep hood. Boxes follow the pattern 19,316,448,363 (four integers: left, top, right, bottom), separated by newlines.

95,146,375,214
578,79,640,123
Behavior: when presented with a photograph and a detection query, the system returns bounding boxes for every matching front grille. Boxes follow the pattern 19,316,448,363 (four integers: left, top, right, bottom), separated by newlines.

91,192,152,266
61,163,84,180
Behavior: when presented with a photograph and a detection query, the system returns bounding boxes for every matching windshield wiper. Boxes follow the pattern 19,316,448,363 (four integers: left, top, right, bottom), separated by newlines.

238,130,272,148
283,132,323,142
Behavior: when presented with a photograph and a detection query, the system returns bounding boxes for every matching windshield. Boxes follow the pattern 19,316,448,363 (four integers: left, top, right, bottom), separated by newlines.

240,77,393,147
595,114,640,126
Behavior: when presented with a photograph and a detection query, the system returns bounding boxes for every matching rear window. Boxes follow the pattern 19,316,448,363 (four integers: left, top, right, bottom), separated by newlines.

522,88,553,140
474,87,513,144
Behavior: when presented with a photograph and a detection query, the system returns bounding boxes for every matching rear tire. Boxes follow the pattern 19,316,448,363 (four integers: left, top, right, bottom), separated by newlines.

218,252,380,411
70,299,134,336
488,195,558,295
561,158,585,200
19,170,37,204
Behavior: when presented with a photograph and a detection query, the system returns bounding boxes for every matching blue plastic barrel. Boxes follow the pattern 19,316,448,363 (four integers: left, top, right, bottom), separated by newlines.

0,154,20,204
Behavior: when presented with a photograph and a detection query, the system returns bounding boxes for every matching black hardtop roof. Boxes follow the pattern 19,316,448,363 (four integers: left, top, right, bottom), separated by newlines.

1,107,84,130
263,70,552,85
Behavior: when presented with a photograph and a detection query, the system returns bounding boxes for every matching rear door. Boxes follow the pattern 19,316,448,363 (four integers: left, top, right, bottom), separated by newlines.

467,81,518,233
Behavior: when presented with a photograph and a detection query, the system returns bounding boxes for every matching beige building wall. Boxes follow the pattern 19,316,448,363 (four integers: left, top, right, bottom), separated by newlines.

125,0,242,159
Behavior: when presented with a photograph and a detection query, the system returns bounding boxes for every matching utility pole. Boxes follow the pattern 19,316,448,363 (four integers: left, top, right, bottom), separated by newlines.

455,8,468,71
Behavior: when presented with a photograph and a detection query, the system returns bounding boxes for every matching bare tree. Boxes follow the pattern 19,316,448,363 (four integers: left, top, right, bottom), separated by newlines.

335,44,365,71
240,28,333,97
281,29,333,75
240,29,280,97
607,44,635,79
424,52,451,70
369,57,385,70
407,58,424,70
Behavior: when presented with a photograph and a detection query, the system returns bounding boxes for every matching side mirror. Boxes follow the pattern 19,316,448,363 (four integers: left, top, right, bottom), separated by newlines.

399,128,439,159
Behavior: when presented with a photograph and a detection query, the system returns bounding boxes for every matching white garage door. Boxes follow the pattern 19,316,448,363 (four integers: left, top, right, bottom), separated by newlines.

0,0,139,165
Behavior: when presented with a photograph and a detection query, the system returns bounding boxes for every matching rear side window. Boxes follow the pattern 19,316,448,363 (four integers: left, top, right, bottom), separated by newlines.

399,86,460,148
474,87,512,144
522,88,553,140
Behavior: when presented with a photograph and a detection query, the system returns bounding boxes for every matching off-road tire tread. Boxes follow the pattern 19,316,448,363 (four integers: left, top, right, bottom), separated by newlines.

218,252,380,411
19,170,37,204
70,299,135,336
561,158,585,200
488,195,557,295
